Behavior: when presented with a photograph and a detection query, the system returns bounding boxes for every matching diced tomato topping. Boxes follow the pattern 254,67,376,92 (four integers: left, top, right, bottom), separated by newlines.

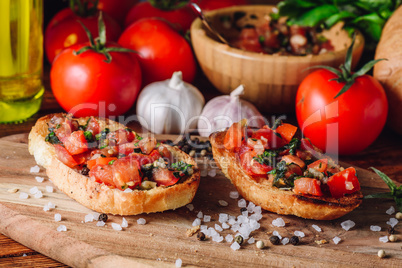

327,167,360,198
128,150,161,167
62,130,88,155
307,159,328,173
233,27,264,53
86,117,100,135
54,144,80,168
281,154,305,169
224,119,247,150
252,126,286,149
294,177,324,196
89,157,141,189
152,168,179,186
240,150,272,176
87,156,117,170
106,129,135,146
139,136,157,154
284,163,303,178
158,145,172,160
246,138,265,155
275,123,298,143
116,143,138,156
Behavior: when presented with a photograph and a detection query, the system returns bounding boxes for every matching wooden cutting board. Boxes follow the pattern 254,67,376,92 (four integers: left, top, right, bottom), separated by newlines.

0,134,401,268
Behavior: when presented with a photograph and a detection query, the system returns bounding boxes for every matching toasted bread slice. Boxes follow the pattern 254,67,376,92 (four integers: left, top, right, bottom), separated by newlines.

28,114,200,215
210,130,362,220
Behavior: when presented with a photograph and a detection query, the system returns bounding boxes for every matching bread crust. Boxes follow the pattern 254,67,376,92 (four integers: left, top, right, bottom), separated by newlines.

210,130,362,220
28,113,200,215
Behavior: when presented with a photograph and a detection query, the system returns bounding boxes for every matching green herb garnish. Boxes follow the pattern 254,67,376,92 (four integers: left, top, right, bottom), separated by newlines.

45,131,62,145
84,131,93,142
283,138,301,155
171,161,193,176
108,160,115,165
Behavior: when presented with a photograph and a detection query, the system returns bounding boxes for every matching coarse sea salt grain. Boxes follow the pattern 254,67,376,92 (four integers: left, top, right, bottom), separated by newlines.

200,169,208,177
175,258,182,268
97,221,106,227
208,169,216,177
34,191,43,199
222,222,230,229
123,188,133,193
203,215,211,222
386,206,395,215
137,218,146,225
212,235,224,243
57,225,67,232
19,192,29,199
229,191,239,199
219,213,228,223
186,204,194,211
273,231,282,239
35,176,44,183
248,237,255,244
215,224,223,232
225,234,234,243
112,223,122,231
192,218,201,227
29,186,38,195
238,199,247,208
281,237,289,245
218,200,228,207
197,211,203,218
30,165,40,173
294,231,305,237
231,242,241,251
370,225,381,232
121,217,128,228
46,186,53,193
341,220,355,231
272,218,285,227
85,214,95,223
379,236,389,243
48,202,56,209
386,218,398,227
54,213,61,222
312,224,322,232
333,236,341,244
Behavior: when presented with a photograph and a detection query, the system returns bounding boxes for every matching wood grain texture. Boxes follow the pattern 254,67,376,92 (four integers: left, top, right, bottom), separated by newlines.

0,136,401,267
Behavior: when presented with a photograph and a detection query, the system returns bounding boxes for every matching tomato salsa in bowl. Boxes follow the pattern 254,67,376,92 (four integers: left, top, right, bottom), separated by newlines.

190,5,365,114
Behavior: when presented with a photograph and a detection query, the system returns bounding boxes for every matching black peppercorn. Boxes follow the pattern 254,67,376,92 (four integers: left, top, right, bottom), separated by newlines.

388,226,395,235
235,235,244,245
269,235,280,245
197,232,206,241
81,166,90,176
240,207,247,213
98,213,108,222
290,236,299,245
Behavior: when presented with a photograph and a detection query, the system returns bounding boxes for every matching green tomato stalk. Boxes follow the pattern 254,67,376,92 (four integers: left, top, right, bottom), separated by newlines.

148,0,190,10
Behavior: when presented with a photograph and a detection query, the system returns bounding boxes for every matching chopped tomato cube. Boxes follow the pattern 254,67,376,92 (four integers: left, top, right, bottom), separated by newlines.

106,129,135,146
54,144,80,168
62,130,88,155
327,167,360,198
281,154,305,169
294,177,324,196
240,150,272,176
152,168,179,186
224,119,247,150
86,117,100,135
252,126,286,149
307,159,328,173
87,157,118,170
275,123,298,143
138,136,157,154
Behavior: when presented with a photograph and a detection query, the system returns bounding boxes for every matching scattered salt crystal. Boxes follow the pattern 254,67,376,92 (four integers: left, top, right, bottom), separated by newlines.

175,258,182,268
22,254,27,257
379,236,389,243
197,211,203,218
212,235,224,242
57,225,67,232
225,234,234,243
238,199,247,208
34,191,43,199
222,222,230,229
218,200,228,207
253,206,262,214
247,202,256,212
137,218,146,225
219,213,228,223
96,221,106,227
29,186,38,195
48,202,56,209
35,176,44,183
312,224,322,232
333,236,341,244
386,206,395,215
19,192,29,199
200,169,208,177
294,231,305,237
370,225,381,232
208,169,216,177
272,218,285,227
186,204,194,211
46,186,54,193
231,242,241,251
273,231,282,239
386,218,398,227
215,224,223,232
228,217,236,225
30,165,40,173
121,217,128,228
229,191,239,199
192,218,201,226
92,212,100,220
281,237,289,245
123,188,133,193
203,215,211,222
242,210,248,217
248,237,255,244
85,214,95,223
43,205,49,211
112,223,122,231
341,220,355,231
249,213,262,221
54,213,61,222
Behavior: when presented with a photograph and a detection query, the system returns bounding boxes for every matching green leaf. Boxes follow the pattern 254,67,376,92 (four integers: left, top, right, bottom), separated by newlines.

324,11,357,28
352,59,387,78
369,167,396,192
288,5,339,27
364,192,394,199
98,12,106,46
334,79,355,99
344,33,356,74
352,13,386,41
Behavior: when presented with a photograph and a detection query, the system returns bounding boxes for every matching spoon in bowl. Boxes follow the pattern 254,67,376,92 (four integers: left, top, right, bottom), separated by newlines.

190,3,231,46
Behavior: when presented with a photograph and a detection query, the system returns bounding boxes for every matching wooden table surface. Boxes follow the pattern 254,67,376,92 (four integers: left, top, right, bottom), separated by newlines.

1,64,402,267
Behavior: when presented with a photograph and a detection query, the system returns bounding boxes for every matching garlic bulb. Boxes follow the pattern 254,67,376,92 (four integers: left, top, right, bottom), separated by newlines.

136,71,205,134
197,85,265,137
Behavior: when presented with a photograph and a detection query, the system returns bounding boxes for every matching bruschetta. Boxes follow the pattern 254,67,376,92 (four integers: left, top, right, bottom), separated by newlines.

210,119,362,220
28,113,200,215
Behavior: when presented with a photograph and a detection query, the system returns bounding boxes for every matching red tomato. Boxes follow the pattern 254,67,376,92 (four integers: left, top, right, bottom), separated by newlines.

296,69,388,155
252,126,286,149
307,159,328,173
54,144,84,168
232,27,264,53
87,156,117,169
327,167,360,198
106,129,136,146
86,117,100,135
224,119,247,150
50,43,142,117
190,0,249,11
62,130,89,155
118,18,196,86
152,168,179,186
45,8,121,63
281,154,305,169
97,0,139,26
124,1,196,32
240,150,272,176
128,150,161,166
294,177,324,196
275,123,298,143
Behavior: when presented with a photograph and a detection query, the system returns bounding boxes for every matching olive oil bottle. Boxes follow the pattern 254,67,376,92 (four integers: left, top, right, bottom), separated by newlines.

0,0,44,123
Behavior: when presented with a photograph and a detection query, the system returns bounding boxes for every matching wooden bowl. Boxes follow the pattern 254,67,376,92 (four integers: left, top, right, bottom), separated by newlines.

190,5,365,114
